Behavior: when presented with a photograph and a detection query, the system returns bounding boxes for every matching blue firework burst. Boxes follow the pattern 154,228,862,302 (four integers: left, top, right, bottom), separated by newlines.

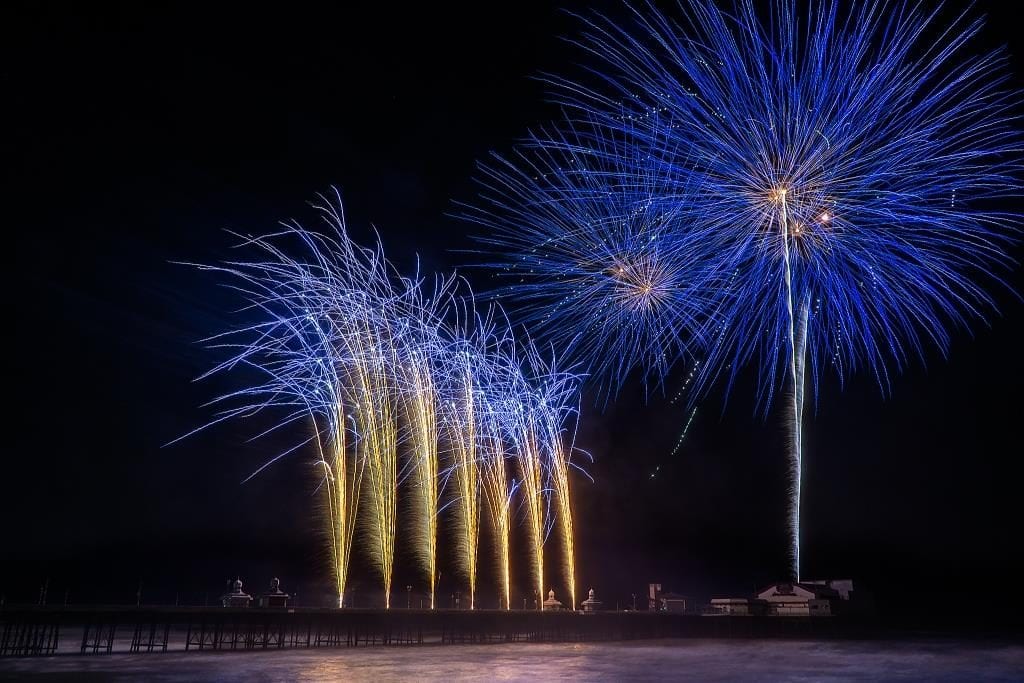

476,0,1021,579
551,0,1020,404
461,122,723,397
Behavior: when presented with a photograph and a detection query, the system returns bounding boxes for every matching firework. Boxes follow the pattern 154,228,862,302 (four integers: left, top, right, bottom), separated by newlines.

474,323,523,611
398,339,441,608
501,0,1020,580
461,122,719,398
183,191,585,609
439,342,482,610
479,401,513,610
353,309,400,608
318,392,362,608
531,350,584,611
511,393,546,609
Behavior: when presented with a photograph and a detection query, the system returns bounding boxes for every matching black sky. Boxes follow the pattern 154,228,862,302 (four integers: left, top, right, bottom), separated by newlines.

5,1,1023,615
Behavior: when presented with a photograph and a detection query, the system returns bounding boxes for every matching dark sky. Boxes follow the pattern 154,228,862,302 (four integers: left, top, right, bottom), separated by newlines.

5,2,1023,615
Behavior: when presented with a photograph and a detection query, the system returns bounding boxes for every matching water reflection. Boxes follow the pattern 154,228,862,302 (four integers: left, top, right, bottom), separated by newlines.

1,639,1022,682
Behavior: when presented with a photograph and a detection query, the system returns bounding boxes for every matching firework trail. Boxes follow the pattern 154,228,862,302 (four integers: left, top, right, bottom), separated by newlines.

353,310,400,608
318,395,363,608
315,205,404,608
390,269,460,610
531,350,584,611
171,201,375,604
494,343,585,610
439,341,482,610
488,0,1021,581
471,315,518,611
398,336,441,608
503,372,547,609
479,401,513,610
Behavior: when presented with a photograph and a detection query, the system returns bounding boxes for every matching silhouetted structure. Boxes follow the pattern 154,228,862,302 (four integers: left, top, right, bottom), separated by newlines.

257,579,290,608
543,590,564,611
220,580,252,608
581,589,603,614
757,582,837,616
648,583,662,611
707,579,864,617
707,598,769,616
659,593,688,613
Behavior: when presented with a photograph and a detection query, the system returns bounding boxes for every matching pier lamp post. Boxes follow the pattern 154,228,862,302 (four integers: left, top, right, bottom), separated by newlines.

406,585,412,609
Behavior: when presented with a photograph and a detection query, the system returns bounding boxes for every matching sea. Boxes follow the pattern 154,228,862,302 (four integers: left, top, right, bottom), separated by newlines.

1,639,1022,681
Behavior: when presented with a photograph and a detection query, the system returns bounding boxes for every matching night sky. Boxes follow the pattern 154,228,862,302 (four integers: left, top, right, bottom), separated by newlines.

6,2,1023,615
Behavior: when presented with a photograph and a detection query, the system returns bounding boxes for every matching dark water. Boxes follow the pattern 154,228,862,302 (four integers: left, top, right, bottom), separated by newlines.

1,639,1022,681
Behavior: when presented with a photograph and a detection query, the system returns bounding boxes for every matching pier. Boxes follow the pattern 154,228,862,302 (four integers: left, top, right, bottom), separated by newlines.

0,605,924,657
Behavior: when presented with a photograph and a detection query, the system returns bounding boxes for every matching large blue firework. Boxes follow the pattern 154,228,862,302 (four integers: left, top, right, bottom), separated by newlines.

477,0,1021,580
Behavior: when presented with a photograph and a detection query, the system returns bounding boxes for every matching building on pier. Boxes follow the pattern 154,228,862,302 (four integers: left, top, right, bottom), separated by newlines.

542,589,565,611
658,592,689,613
220,579,252,608
756,582,838,616
257,578,290,608
581,588,603,614
706,579,861,616
706,597,769,616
